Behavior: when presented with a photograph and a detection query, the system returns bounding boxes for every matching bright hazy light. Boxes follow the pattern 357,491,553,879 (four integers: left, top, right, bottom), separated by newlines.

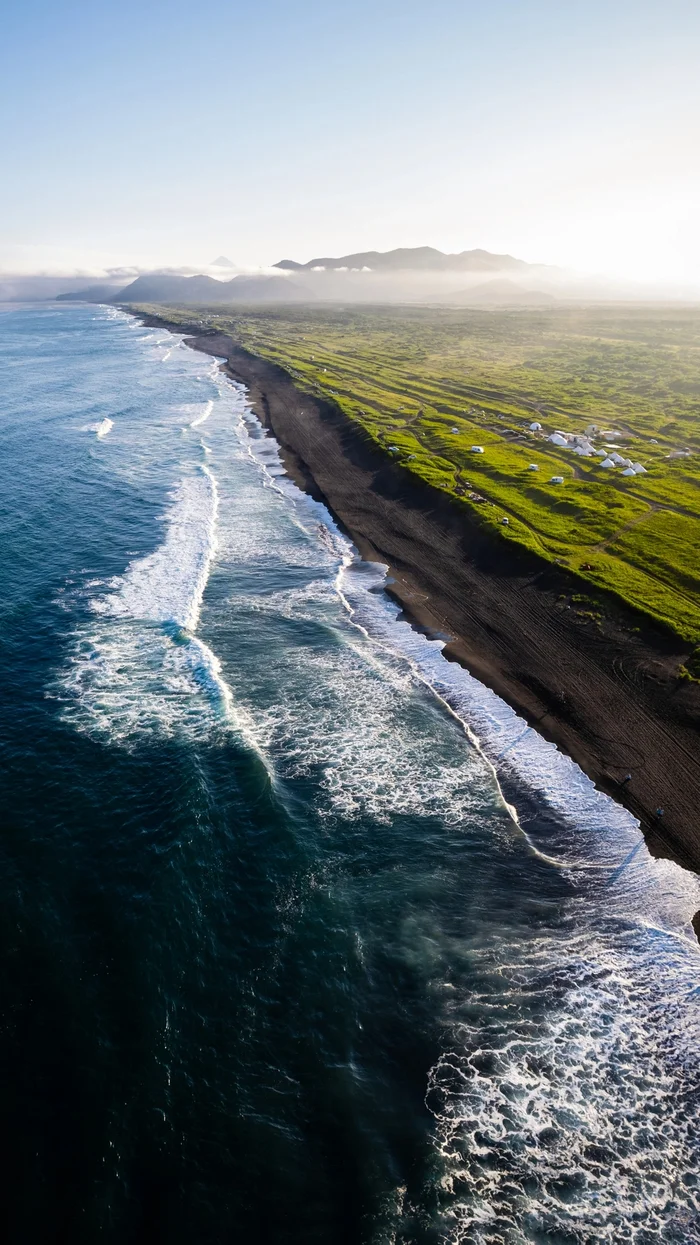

0,0,698,292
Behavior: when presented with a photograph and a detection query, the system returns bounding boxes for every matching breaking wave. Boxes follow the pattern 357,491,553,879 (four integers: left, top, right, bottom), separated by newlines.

58,465,236,744
82,417,113,437
190,399,214,427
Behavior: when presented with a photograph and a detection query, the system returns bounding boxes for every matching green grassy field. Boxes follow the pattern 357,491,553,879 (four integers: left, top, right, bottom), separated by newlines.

136,302,700,646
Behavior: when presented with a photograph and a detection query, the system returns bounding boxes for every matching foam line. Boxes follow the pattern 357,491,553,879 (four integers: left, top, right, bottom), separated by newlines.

190,400,214,427
99,464,218,632
230,390,700,932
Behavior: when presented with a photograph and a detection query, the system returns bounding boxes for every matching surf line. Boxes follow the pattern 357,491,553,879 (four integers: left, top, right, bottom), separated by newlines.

331,548,541,835
226,398,633,875
228,401,541,853
331,547,625,872
128,315,700,934
221,385,531,844
183,463,276,777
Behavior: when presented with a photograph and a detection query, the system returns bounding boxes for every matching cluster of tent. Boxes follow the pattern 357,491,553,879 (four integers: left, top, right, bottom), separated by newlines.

598,452,648,476
530,424,648,476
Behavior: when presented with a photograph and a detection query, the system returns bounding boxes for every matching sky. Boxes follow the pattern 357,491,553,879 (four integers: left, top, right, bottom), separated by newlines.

1,0,699,286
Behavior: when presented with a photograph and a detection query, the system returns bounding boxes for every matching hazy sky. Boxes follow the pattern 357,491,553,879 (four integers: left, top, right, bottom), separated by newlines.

2,0,699,283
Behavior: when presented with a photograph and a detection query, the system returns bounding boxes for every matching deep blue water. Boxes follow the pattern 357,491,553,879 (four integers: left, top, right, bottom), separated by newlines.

0,303,699,1244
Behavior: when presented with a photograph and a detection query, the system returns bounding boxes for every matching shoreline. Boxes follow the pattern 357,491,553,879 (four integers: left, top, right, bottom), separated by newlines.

134,310,700,880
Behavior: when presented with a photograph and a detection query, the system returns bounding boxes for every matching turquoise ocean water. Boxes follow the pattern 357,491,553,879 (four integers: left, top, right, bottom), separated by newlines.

0,303,699,1243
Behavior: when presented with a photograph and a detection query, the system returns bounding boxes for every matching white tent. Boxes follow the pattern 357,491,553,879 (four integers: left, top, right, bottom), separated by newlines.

622,467,636,477
529,421,542,431
599,458,615,469
528,464,539,471
633,463,647,474
549,433,568,447
550,476,564,484
471,445,485,454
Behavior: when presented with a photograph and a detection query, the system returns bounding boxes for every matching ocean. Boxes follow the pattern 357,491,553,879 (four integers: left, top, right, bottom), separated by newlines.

0,302,699,1244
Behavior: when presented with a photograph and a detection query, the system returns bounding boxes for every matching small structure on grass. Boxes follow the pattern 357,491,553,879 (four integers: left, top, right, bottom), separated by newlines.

471,445,485,454
550,475,564,484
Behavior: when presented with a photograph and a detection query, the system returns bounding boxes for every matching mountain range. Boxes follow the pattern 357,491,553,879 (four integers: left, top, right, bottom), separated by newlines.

50,247,560,307
274,246,530,273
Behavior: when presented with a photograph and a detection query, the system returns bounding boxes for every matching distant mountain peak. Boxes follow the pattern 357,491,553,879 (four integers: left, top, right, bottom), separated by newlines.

210,255,236,268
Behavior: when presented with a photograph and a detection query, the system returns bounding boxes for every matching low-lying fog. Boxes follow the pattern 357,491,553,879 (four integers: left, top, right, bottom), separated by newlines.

3,262,699,306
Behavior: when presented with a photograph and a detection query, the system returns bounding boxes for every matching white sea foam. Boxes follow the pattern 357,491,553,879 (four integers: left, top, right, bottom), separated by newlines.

97,466,218,632
223,590,494,825
224,396,700,1240
425,925,700,1243
334,555,700,932
59,465,239,744
82,417,113,438
178,412,496,824
189,399,214,428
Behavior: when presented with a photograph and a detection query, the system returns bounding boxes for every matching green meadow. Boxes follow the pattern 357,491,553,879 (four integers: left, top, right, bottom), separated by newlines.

136,302,700,646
